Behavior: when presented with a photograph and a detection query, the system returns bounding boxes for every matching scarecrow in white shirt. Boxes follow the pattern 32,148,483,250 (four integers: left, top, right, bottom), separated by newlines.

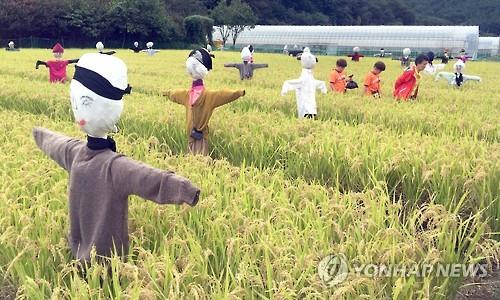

435,60,481,87
281,47,327,119
142,42,160,56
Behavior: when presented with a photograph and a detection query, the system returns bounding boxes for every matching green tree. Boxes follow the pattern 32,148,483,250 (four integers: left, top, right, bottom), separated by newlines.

210,0,257,46
184,15,214,45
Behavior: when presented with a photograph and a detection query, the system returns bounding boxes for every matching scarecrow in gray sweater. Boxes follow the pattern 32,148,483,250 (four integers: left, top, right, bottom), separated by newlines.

33,53,200,263
224,46,268,80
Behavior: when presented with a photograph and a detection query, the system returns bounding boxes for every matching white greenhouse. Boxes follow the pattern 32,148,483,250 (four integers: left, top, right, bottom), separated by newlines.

478,37,500,57
215,25,482,58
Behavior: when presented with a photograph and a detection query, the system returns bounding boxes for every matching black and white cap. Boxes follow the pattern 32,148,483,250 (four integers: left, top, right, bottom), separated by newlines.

188,48,215,71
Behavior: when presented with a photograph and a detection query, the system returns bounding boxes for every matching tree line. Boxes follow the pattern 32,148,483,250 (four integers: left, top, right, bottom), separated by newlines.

0,0,497,49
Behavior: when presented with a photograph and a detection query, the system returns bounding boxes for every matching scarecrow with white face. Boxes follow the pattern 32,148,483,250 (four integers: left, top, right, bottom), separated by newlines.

164,48,245,156
392,48,412,68
424,51,445,75
96,41,116,55
5,41,20,51
435,60,481,87
36,43,79,83
281,47,327,119
130,41,142,53
141,42,160,56
224,45,268,80
33,53,200,263
347,46,364,62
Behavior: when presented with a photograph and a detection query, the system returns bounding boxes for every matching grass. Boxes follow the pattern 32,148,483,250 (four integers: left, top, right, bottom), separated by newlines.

0,49,498,299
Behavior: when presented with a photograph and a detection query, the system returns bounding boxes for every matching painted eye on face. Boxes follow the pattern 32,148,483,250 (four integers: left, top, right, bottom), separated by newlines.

80,96,94,107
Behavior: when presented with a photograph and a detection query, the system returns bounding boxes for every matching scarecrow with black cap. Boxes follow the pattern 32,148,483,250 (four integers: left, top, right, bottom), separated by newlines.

164,48,245,156
33,53,200,263
224,45,268,80
36,43,79,83
96,41,116,55
130,41,142,53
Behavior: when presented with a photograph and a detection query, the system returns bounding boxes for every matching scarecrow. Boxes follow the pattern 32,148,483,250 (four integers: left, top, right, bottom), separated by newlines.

36,43,79,83
33,53,200,262
164,48,245,155
281,47,327,119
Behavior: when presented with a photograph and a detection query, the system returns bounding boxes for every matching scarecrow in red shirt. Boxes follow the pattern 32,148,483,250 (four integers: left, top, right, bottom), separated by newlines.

36,43,79,83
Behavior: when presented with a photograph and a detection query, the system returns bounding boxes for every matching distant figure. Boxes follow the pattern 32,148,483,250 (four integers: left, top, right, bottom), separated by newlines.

142,42,160,56
329,59,351,94
281,47,327,119
96,42,116,55
347,46,364,62
401,48,412,68
374,48,392,57
206,44,212,52
364,61,386,98
435,60,481,87
283,45,289,55
130,41,142,53
225,45,268,80
457,49,473,63
424,51,445,75
5,41,20,51
380,48,385,57
392,48,412,68
437,48,452,64
35,43,79,83
224,62,268,80
393,54,429,101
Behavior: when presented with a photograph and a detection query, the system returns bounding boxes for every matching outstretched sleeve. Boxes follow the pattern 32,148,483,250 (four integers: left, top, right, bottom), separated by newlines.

111,156,200,206
36,60,47,69
315,80,327,94
251,64,268,70
67,59,79,64
164,90,189,106
281,79,302,96
224,63,240,68
210,89,245,108
32,127,82,171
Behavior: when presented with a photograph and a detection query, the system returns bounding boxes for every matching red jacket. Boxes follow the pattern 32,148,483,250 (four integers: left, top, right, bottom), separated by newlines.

393,66,420,100
348,53,364,61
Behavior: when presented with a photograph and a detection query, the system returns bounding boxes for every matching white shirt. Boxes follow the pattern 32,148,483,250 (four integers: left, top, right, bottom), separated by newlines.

281,69,327,118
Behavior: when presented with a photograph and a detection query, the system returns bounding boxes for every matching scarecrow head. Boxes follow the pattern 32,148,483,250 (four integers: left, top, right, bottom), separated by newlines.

186,48,214,80
70,53,131,138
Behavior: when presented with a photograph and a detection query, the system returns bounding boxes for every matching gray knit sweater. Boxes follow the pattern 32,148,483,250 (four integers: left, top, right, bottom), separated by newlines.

33,127,200,261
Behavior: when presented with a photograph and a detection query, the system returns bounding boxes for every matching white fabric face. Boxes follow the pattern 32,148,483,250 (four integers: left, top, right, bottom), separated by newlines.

146,42,153,48
300,48,317,70
134,42,139,47
353,47,360,52
186,56,208,80
454,61,465,73
70,81,124,138
241,47,252,61
403,48,411,56
96,42,104,51
8,41,14,49
70,53,128,138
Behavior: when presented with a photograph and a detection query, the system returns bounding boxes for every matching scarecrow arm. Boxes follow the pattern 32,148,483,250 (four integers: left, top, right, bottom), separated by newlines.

32,127,81,171
111,156,200,206
35,60,47,69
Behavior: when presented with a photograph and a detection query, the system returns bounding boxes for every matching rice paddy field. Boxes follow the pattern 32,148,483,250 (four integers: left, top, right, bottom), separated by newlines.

0,49,498,299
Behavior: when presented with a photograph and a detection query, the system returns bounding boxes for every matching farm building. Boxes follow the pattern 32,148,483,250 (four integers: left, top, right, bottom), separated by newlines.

216,25,482,58
478,36,500,57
